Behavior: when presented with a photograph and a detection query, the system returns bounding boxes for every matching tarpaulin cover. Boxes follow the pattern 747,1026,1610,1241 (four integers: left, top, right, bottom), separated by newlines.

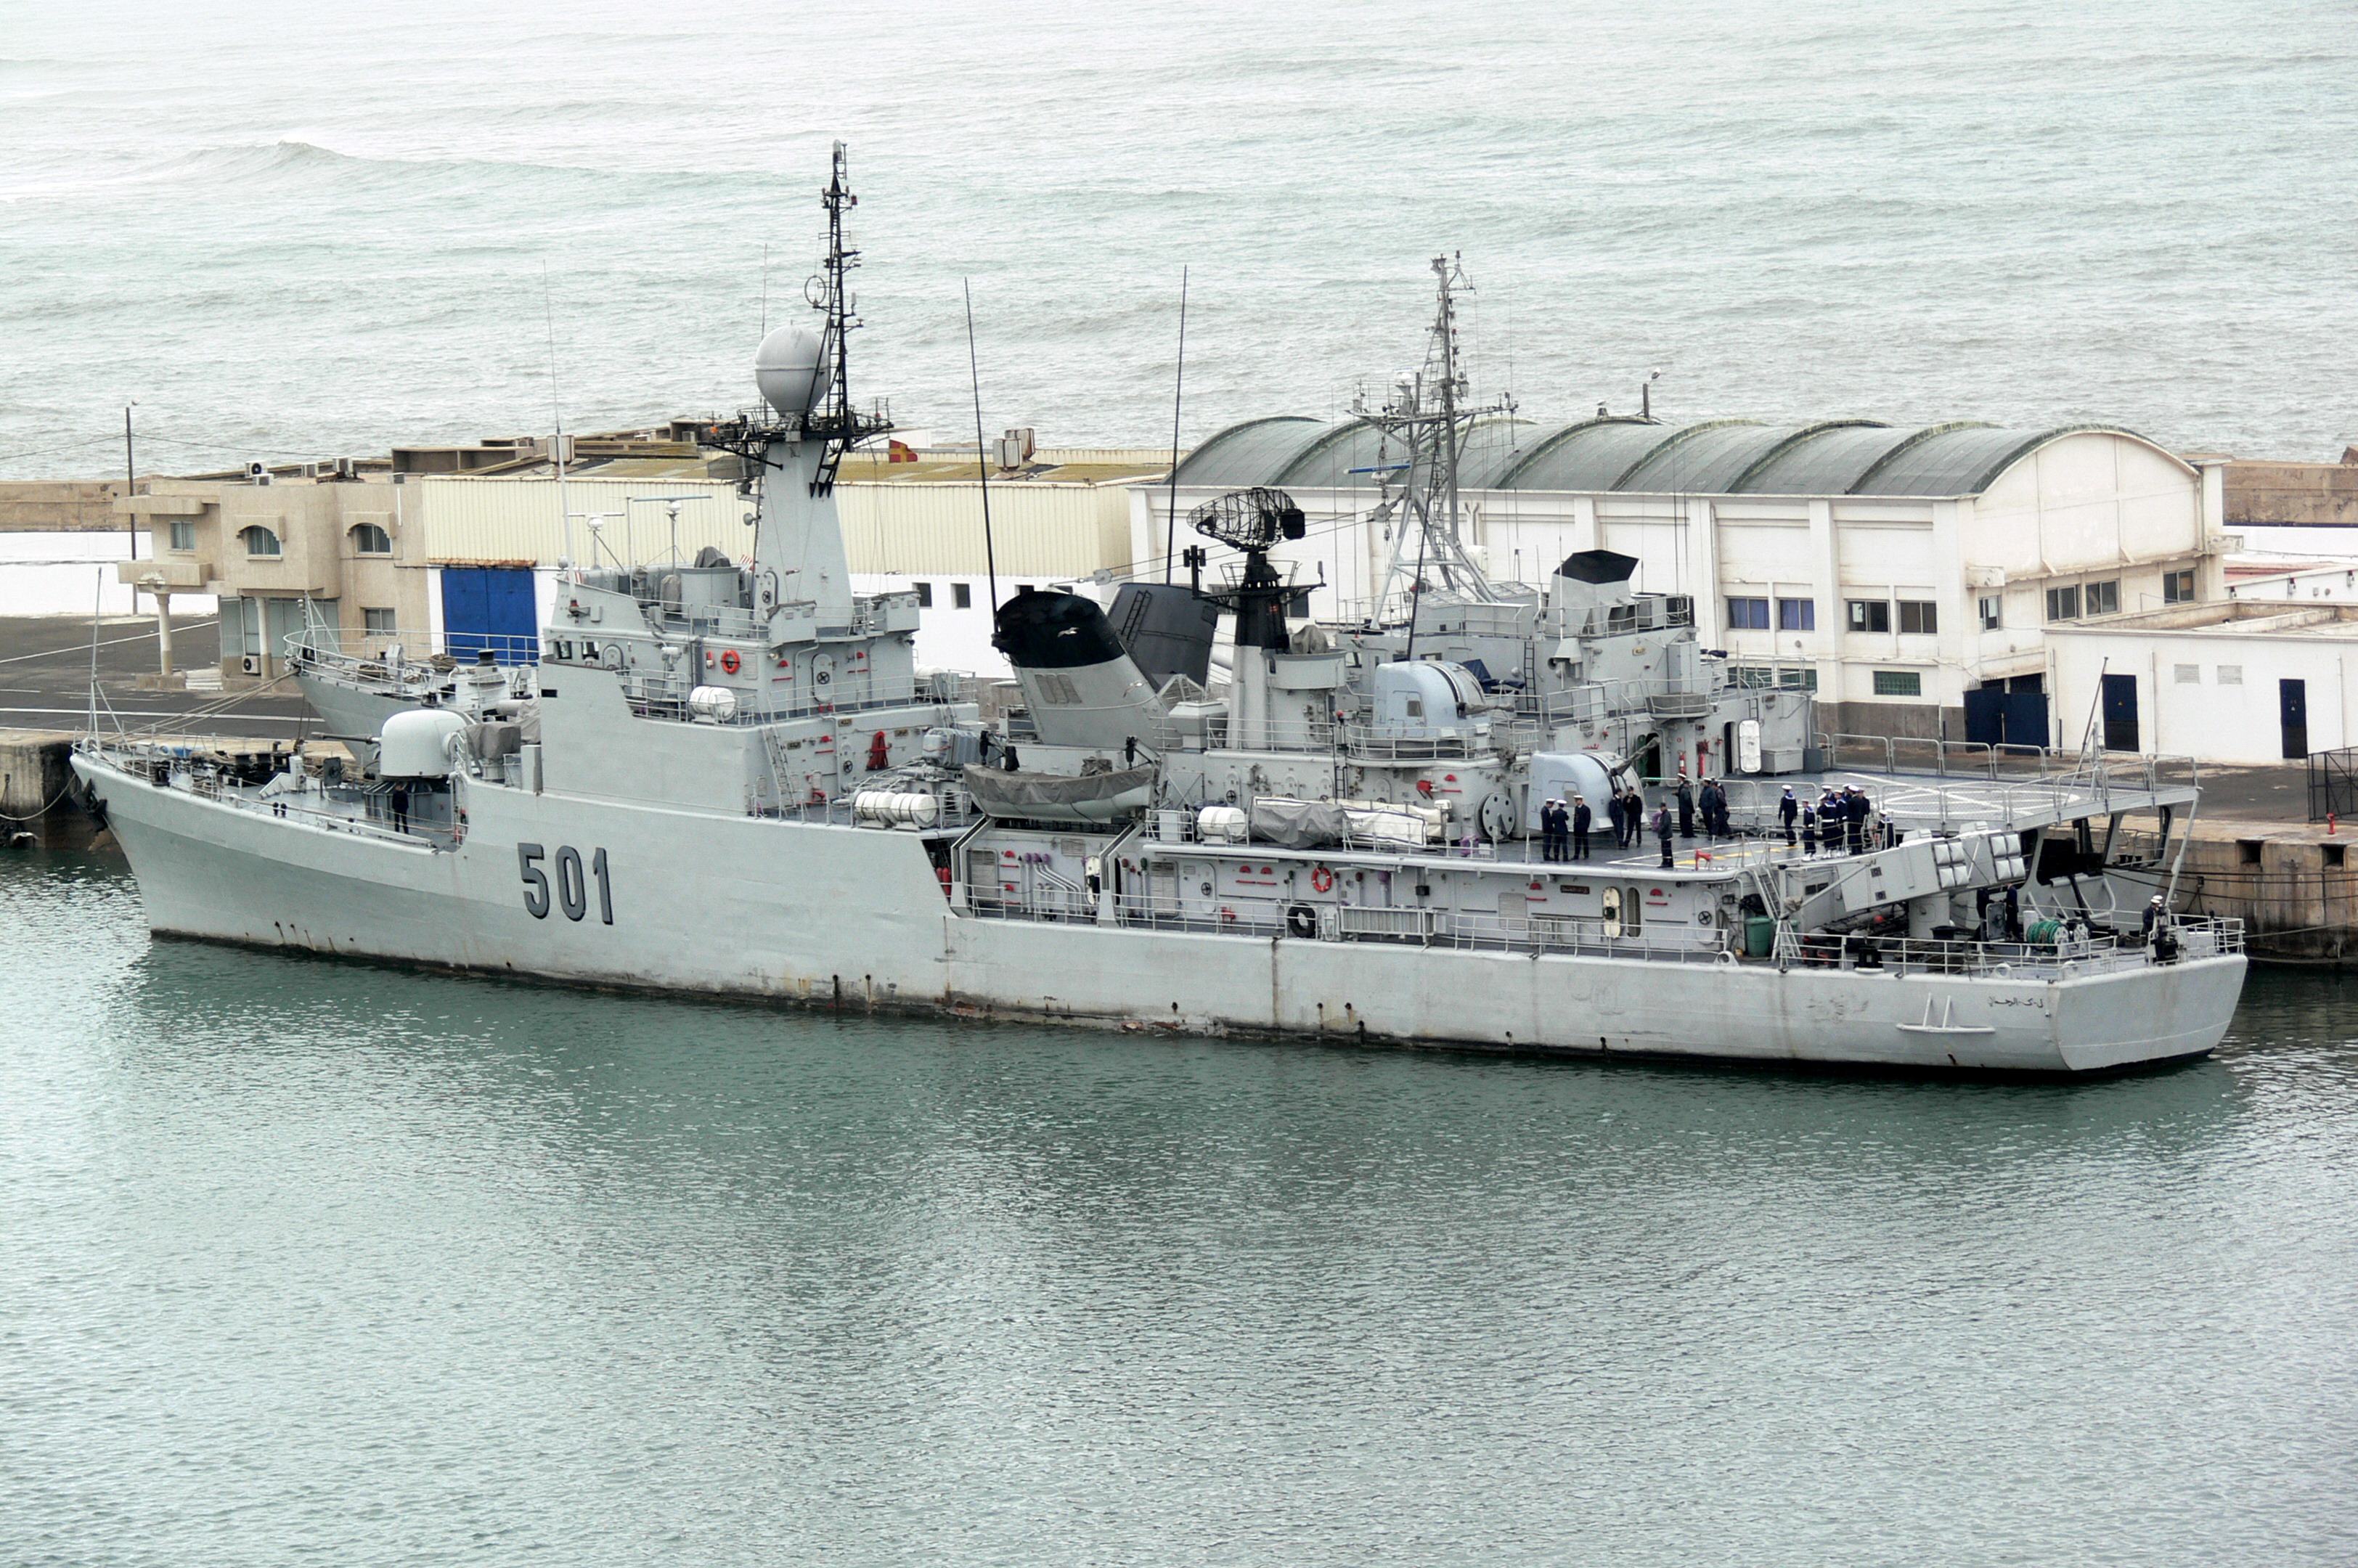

1249,797,1352,848
963,764,1157,817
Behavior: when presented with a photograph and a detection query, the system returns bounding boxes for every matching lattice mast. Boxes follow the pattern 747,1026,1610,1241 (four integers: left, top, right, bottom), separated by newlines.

804,142,886,497
1358,253,1512,617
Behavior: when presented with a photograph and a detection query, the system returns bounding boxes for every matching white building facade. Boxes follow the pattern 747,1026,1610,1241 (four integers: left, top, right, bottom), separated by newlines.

2048,603,2358,766
1137,416,2229,745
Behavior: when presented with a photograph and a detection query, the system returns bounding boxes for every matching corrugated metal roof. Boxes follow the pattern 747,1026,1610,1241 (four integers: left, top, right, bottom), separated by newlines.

1726,422,1921,494
1614,420,1796,493
1495,420,1691,491
1270,421,1397,491
1162,415,2179,498
1851,423,2142,496
1171,417,1324,489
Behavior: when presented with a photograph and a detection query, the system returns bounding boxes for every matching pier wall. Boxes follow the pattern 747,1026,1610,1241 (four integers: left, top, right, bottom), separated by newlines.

0,728,94,847
2122,820,2358,963
2225,457,2358,527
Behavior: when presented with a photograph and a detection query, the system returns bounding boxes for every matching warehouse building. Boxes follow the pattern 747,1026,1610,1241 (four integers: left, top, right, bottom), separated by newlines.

1142,415,2230,744
106,433,1160,682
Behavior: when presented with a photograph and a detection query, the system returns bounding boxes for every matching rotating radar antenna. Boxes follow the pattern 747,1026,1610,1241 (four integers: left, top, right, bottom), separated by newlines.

1187,486,1306,652
1188,486,1305,557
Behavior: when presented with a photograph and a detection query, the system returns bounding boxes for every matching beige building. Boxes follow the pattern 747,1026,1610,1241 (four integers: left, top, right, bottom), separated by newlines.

110,437,1167,680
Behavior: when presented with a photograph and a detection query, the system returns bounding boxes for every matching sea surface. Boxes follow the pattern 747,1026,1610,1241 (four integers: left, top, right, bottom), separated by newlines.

4,0,2357,481
3,849,2354,1565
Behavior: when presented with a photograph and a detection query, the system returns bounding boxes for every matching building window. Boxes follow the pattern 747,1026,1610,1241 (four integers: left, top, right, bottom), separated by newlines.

912,581,933,608
1776,597,1815,632
240,525,282,558
1731,665,1818,691
168,520,196,552
2218,664,2243,685
2174,663,2200,685
952,582,972,609
1726,597,1769,630
1898,600,1938,635
348,522,391,555
362,607,396,636
2085,580,2119,616
1872,669,1923,698
2046,584,2081,621
1846,600,1890,634
2163,569,2195,605
1978,595,2002,631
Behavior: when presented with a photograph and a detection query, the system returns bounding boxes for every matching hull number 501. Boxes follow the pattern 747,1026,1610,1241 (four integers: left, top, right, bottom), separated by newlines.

518,843,614,923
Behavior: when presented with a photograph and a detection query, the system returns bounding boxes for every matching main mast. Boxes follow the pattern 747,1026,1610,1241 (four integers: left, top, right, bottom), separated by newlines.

706,142,892,636
1358,253,1512,619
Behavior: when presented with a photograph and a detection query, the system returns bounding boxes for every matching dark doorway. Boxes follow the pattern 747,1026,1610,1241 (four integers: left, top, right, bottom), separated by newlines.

1967,679,2052,748
2281,678,2309,759
2101,672,2139,752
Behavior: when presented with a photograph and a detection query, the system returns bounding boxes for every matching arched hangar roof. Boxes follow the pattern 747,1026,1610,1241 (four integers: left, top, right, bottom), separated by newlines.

1172,416,2186,499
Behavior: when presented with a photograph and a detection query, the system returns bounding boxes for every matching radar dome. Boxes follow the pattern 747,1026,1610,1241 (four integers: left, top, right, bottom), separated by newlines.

754,325,830,417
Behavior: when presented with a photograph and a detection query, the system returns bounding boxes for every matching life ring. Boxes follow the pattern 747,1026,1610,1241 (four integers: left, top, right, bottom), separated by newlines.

1310,866,1335,894
719,649,741,675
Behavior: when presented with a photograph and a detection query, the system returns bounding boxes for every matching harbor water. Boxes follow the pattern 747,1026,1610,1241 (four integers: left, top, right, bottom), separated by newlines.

4,849,2353,1565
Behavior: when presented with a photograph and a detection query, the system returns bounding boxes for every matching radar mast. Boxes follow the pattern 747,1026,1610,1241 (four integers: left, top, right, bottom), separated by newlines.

1355,254,1517,619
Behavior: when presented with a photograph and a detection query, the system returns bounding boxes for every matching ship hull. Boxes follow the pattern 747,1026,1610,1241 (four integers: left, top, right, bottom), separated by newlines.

78,756,2245,1076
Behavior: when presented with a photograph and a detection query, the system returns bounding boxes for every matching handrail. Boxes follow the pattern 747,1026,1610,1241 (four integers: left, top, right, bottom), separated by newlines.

1772,914,2243,976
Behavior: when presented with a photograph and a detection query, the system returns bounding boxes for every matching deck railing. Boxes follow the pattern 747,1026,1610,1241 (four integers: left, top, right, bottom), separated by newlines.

1774,915,2243,978
962,881,2243,978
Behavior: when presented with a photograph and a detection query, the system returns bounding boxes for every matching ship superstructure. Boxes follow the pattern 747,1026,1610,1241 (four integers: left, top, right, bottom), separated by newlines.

73,149,2246,1074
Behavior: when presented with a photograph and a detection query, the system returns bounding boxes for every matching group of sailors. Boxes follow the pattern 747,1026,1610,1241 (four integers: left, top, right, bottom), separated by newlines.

1538,773,1893,868
1776,784,1891,857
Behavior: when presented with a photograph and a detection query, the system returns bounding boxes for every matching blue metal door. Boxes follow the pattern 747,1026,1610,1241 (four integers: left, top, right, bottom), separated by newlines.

441,568,538,663
2281,678,2309,759
2101,672,2139,752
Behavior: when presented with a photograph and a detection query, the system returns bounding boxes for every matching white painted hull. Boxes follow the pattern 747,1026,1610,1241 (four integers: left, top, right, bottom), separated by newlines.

78,755,2245,1075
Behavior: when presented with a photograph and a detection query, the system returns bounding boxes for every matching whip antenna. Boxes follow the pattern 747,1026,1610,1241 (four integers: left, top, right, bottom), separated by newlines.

1164,265,1188,582
963,279,998,612
542,264,571,571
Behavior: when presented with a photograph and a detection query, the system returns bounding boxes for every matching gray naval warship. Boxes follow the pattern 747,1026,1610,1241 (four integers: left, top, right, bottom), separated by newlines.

76,147,2246,1074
